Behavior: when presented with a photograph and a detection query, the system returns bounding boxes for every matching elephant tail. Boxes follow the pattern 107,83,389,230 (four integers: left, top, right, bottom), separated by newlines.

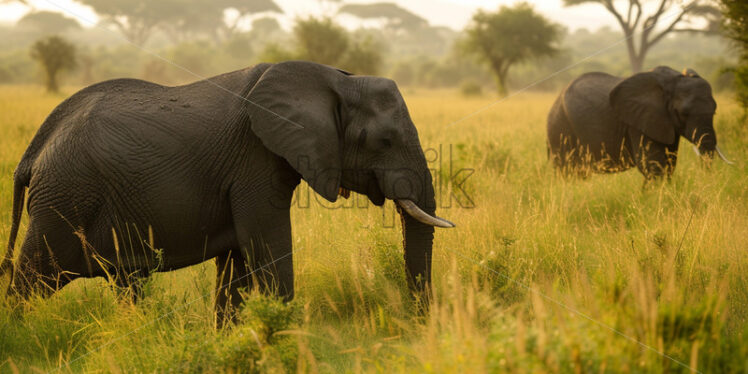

0,166,30,278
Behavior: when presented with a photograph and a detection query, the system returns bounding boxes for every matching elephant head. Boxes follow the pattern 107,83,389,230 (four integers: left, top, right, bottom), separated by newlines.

609,66,732,163
246,61,454,297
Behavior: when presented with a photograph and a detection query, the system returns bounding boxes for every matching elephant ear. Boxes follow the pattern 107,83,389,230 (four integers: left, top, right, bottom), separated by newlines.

246,61,348,202
609,71,677,144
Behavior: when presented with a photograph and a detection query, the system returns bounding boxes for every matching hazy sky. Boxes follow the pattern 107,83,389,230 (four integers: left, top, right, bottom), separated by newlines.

0,0,618,31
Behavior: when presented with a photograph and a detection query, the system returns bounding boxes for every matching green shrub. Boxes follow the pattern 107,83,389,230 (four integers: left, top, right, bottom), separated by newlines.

475,237,527,305
217,293,302,371
460,79,483,96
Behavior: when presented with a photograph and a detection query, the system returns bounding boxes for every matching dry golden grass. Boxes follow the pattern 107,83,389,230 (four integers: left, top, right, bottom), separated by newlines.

0,85,746,372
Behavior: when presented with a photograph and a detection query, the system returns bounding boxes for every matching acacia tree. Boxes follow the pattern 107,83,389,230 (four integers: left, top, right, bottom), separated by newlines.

161,0,282,42
564,0,720,72
222,0,282,38
77,0,172,45
78,0,282,45
30,35,76,92
461,3,561,96
17,11,81,35
338,2,428,32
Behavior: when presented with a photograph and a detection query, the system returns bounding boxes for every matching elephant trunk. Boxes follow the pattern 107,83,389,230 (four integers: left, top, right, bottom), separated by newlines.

396,177,442,306
682,116,737,165
399,202,435,302
378,153,454,306
685,116,716,154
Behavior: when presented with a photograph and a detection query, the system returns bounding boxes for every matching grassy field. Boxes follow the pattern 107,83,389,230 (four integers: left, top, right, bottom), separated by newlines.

0,84,747,373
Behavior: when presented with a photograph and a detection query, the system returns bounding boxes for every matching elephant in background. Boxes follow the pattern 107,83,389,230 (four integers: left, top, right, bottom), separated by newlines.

547,66,732,180
0,61,454,326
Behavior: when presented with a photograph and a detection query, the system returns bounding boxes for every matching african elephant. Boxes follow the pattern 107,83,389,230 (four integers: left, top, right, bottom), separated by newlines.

0,61,454,325
547,66,732,180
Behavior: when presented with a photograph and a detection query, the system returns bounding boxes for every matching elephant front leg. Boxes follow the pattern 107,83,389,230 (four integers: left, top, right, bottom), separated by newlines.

215,249,252,328
244,233,294,301
115,268,149,303
629,131,679,183
230,186,295,303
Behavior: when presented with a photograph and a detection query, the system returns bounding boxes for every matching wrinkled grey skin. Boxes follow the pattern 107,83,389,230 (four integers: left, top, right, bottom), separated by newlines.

547,66,720,180
0,61,444,325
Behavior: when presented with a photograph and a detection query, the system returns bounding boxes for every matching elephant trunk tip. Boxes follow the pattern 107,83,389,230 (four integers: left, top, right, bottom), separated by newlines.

692,145,735,165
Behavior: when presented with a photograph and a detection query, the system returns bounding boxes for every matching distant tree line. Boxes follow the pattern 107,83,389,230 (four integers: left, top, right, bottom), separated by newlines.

259,17,383,75
77,0,282,45
0,0,739,98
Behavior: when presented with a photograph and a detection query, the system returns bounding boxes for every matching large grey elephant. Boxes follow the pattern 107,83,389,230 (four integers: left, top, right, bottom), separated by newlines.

547,66,732,180
0,61,454,325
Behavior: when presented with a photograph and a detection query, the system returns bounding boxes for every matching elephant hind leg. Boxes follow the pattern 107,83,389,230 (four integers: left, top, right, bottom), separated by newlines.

549,133,590,178
11,222,77,298
215,249,252,328
547,97,589,177
547,134,567,170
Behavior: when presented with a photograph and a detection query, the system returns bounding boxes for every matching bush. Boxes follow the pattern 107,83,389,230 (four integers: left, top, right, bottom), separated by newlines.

215,293,302,371
389,61,415,86
294,17,349,66
475,239,527,305
342,35,384,75
460,79,482,96
240,293,302,341
258,42,297,63
167,41,218,84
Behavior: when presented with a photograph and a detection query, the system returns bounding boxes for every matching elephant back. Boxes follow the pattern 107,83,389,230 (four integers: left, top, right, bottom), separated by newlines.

563,72,625,146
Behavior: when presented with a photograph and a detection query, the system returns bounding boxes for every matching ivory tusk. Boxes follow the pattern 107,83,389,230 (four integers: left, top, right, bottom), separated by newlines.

691,145,701,157
716,145,735,165
396,199,455,228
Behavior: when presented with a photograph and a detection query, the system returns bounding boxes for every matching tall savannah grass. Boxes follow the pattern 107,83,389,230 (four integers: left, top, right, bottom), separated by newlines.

0,85,746,372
